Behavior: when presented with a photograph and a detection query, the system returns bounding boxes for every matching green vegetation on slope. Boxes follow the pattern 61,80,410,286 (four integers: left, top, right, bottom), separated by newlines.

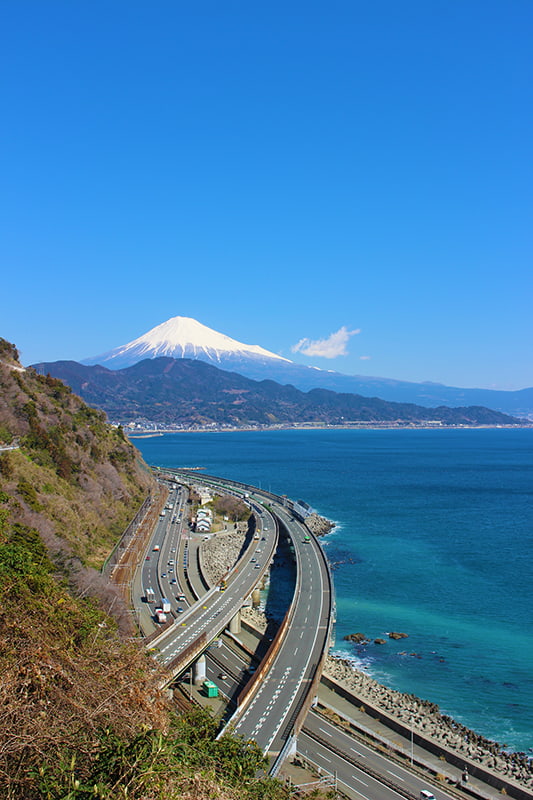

0,342,153,568
0,507,289,799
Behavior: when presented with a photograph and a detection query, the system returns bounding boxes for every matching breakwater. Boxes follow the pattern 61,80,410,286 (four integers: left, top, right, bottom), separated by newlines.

323,655,533,797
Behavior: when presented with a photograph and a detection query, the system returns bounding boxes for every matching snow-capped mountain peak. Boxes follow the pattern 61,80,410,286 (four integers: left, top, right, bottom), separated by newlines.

82,316,291,370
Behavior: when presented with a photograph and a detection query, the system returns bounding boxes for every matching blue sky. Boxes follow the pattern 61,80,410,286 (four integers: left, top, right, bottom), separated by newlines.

1,1,531,390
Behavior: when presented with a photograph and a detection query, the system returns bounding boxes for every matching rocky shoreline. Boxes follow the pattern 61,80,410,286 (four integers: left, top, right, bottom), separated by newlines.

323,654,533,789
304,512,335,536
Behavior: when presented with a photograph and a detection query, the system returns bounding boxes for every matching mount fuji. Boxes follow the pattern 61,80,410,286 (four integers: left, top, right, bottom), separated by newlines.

80,316,532,417
82,316,291,372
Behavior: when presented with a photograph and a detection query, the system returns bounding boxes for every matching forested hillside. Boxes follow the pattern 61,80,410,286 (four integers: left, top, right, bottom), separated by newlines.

33,356,522,427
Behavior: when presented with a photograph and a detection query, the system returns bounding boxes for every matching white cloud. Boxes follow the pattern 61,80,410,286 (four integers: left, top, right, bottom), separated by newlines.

359,355,371,360
291,326,361,359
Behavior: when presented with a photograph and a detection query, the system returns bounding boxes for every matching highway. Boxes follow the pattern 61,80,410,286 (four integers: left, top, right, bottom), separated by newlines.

157,469,333,762
133,483,192,631
228,501,331,756
138,477,279,685
300,710,458,800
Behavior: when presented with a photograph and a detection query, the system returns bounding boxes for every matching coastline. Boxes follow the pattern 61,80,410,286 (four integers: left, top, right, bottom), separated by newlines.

240,602,533,790
138,431,533,768
127,422,531,436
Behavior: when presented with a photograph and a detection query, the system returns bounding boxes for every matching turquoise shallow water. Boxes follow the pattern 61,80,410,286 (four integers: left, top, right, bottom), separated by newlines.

136,428,533,753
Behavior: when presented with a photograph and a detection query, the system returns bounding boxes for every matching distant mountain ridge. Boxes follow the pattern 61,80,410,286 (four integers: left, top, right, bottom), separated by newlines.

32,357,521,428
81,316,533,418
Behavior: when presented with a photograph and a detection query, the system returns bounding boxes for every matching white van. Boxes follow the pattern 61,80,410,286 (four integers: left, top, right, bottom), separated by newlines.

420,791,436,800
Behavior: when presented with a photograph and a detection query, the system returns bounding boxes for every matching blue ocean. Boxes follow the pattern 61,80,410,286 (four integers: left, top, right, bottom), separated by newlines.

135,428,533,753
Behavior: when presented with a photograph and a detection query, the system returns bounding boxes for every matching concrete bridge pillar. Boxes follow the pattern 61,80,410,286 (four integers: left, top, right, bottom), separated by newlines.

193,654,207,685
229,610,241,634
251,588,261,607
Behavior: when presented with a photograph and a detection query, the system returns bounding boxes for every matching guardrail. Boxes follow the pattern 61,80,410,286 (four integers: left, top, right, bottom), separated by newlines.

158,632,209,689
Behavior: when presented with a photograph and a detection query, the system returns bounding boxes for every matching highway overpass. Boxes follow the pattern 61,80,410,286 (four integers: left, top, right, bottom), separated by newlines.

144,468,334,764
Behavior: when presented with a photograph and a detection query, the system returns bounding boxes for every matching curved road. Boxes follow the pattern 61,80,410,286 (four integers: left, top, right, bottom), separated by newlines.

161,470,333,761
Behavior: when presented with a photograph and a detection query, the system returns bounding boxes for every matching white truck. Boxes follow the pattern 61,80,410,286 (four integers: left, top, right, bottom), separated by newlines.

155,609,167,624
145,587,155,603
161,598,171,613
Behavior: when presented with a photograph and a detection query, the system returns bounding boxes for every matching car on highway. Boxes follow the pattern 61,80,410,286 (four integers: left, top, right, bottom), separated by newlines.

145,556,150,560
254,564,260,569
218,672,227,680
177,607,184,613
161,573,167,578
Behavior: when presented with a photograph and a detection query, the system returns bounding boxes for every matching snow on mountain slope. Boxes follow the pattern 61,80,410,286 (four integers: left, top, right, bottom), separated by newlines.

82,316,291,370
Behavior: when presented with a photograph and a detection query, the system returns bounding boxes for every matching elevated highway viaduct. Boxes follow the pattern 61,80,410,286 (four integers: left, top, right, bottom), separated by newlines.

149,469,334,765
140,483,278,683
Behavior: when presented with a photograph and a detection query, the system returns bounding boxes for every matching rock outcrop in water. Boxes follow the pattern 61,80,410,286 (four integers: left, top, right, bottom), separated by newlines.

305,512,335,536
344,632,369,644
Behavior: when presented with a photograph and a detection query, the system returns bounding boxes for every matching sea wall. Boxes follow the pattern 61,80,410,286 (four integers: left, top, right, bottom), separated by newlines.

323,655,533,799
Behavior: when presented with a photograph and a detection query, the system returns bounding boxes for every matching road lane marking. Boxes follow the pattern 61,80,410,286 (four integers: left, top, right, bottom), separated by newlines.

387,770,404,781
